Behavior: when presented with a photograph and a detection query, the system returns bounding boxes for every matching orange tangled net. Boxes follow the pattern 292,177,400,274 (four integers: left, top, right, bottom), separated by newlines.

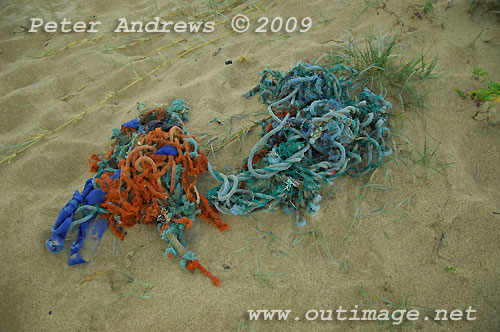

88,103,228,286
93,125,227,239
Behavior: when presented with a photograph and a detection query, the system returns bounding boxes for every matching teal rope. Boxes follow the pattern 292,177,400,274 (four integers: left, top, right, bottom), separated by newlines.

208,62,392,224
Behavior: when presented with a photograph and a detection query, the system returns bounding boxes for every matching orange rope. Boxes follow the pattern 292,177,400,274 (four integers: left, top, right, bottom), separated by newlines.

186,259,220,287
94,120,227,240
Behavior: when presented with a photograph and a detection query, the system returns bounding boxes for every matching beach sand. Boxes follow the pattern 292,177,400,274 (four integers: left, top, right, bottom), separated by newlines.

1,0,499,331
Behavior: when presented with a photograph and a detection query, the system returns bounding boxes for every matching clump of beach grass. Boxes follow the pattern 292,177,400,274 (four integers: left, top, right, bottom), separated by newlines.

323,30,438,112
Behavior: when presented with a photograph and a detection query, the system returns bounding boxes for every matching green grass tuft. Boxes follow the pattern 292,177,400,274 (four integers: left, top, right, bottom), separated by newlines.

327,31,438,110
423,1,434,13
471,80,500,103
459,66,500,105
472,66,488,78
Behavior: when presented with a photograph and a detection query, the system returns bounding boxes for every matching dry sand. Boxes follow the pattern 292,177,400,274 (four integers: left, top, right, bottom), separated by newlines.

1,0,499,331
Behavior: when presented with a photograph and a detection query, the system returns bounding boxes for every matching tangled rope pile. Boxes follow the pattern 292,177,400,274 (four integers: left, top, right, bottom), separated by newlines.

47,100,226,286
46,62,393,287
208,62,392,224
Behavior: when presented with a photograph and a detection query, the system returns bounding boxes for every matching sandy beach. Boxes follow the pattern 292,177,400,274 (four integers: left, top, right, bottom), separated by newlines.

1,0,499,331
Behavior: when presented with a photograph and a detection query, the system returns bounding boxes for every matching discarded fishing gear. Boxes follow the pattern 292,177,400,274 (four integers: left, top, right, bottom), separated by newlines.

47,100,227,286
207,62,392,224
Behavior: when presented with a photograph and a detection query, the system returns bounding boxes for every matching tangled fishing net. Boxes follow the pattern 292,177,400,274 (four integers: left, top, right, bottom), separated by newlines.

46,62,393,287
208,62,393,225
47,100,226,286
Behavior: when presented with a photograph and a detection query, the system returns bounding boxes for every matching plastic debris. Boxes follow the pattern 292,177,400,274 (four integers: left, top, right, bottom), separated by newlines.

208,62,392,224
47,100,226,286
